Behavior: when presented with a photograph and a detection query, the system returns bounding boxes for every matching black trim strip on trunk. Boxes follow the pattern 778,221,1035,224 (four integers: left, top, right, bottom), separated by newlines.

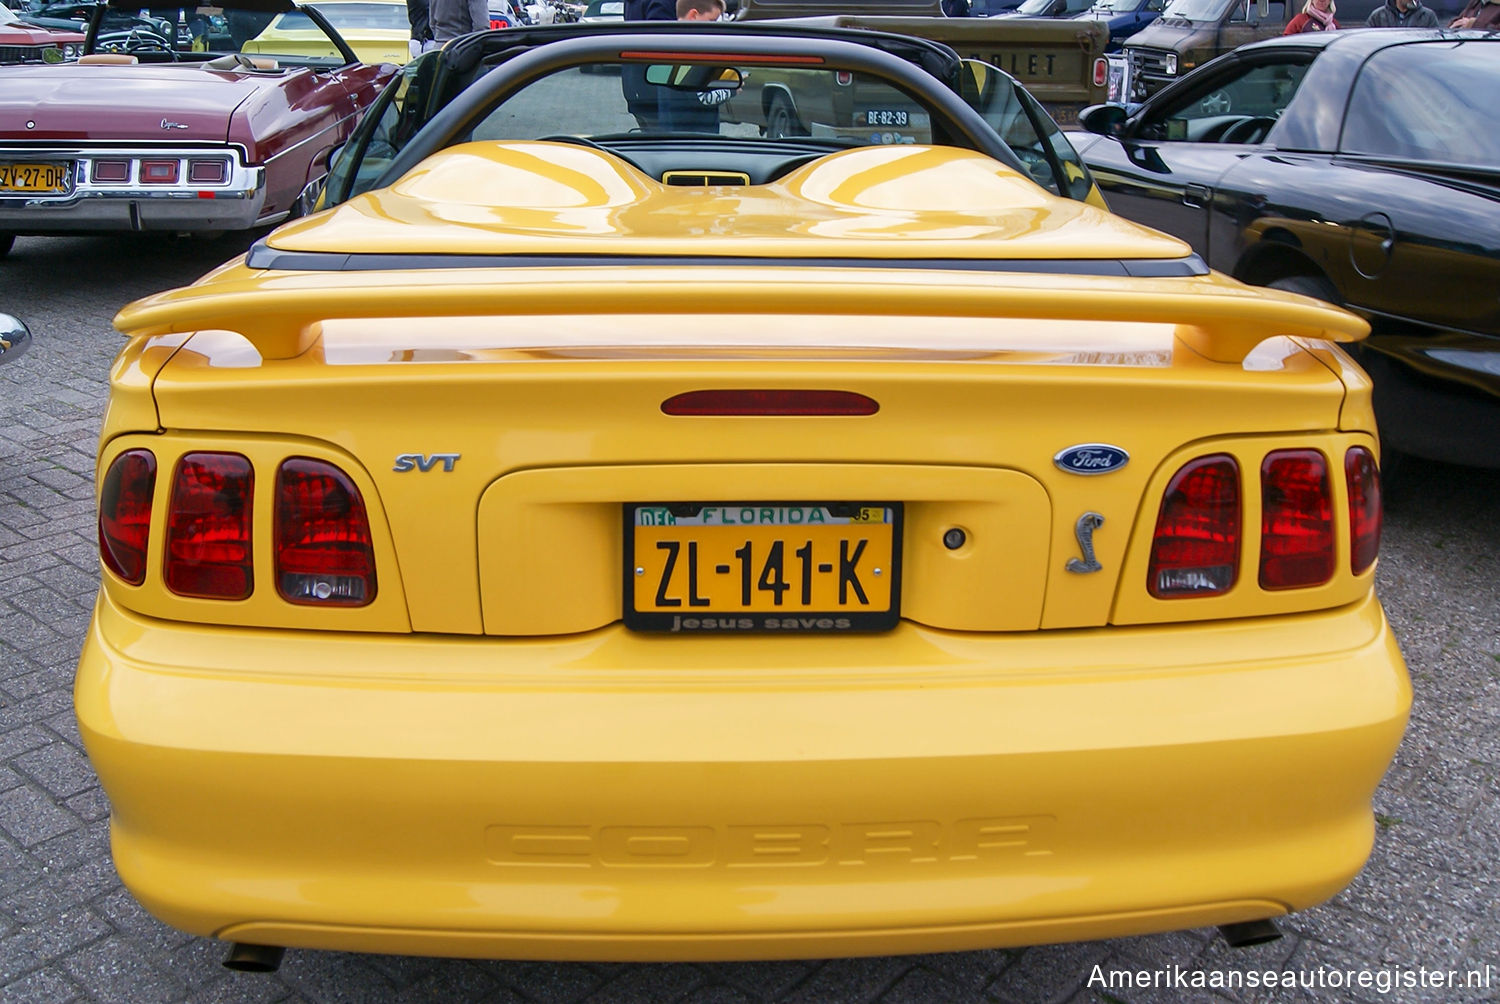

244,240,1209,278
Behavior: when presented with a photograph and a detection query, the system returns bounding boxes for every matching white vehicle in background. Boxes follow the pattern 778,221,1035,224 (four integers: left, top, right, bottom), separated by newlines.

486,0,525,27
578,0,622,21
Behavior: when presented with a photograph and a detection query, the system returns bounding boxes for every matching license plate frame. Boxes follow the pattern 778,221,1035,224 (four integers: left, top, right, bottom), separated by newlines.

0,161,69,195
624,502,902,633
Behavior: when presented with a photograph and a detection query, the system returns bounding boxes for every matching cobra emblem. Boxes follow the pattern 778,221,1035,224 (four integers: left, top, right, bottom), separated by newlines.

1065,512,1105,574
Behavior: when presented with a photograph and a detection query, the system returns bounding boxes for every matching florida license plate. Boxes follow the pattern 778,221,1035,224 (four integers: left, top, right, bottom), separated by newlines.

626,503,901,633
0,162,68,194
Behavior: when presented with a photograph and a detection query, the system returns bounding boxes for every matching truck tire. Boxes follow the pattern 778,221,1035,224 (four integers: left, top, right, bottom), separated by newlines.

0,234,12,260
765,94,806,139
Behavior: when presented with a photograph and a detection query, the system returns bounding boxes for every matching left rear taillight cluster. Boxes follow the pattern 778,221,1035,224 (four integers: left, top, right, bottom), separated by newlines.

88,157,229,186
1148,446,1381,599
97,451,376,606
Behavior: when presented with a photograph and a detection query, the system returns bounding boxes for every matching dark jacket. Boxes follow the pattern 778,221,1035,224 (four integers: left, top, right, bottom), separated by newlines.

430,0,487,41
1451,0,1500,27
621,0,676,124
1365,0,1439,25
624,0,675,17
407,0,433,41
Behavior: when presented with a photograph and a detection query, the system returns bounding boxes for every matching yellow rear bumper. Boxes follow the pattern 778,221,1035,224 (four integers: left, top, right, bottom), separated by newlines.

76,591,1409,961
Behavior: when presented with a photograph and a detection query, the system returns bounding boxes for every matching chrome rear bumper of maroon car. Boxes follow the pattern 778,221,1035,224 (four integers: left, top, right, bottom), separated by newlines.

0,145,271,233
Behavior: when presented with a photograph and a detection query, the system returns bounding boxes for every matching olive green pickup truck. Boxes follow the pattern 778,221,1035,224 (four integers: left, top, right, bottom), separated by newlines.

1120,0,1460,98
734,0,1110,124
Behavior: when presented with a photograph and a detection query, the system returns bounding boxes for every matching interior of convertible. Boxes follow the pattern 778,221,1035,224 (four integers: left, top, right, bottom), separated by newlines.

85,4,356,71
327,46,1096,206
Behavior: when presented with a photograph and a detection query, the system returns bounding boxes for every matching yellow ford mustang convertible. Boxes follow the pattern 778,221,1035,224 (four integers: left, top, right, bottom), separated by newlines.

75,22,1408,971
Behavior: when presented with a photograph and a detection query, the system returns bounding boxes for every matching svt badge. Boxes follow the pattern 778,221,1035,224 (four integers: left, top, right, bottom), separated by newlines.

1054,444,1129,476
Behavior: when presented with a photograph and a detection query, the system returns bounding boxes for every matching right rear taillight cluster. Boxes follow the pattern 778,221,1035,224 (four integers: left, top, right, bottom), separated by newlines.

97,451,376,606
1148,446,1380,599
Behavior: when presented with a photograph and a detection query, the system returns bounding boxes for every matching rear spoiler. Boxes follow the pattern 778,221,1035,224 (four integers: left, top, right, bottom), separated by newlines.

115,265,1368,363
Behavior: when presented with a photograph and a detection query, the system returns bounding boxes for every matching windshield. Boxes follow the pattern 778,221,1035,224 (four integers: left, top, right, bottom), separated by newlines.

1016,0,1093,13
1160,0,1231,19
583,0,623,13
91,5,352,64
304,2,410,30
1089,0,1141,10
465,62,938,143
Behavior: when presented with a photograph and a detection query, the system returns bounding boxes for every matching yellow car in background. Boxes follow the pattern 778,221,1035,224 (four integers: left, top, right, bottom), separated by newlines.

242,0,412,65
77,23,1408,972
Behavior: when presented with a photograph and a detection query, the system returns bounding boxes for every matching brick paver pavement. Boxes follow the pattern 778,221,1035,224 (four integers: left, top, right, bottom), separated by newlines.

1,234,1496,1002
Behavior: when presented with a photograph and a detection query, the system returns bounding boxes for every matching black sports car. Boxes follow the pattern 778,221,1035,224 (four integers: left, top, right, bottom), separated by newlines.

1070,29,1500,469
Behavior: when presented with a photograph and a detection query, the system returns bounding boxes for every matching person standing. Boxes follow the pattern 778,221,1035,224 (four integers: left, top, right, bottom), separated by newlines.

625,0,675,17
655,0,729,132
677,0,723,21
1283,0,1337,32
428,0,488,48
622,0,676,128
406,0,434,58
1449,0,1500,28
1365,0,1438,25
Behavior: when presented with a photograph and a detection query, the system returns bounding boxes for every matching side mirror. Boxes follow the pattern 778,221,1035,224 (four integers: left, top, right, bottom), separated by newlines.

0,315,33,366
1079,102,1129,136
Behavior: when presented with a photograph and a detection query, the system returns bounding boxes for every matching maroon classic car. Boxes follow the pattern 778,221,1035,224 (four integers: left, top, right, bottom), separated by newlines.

0,0,398,258
0,4,85,64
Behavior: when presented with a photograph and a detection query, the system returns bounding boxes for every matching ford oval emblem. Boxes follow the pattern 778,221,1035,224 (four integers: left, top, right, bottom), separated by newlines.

1054,444,1129,476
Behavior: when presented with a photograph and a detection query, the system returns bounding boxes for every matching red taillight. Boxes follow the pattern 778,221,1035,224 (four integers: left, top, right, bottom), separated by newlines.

662,389,879,416
99,449,156,585
621,51,825,65
140,160,179,184
187,158,226,184
1148,454,1240,598
274,458,376,606
91,159,130,183
1346,447,1381,575
1093,57,1108,88
165,452,254,599
1259,449,1334,590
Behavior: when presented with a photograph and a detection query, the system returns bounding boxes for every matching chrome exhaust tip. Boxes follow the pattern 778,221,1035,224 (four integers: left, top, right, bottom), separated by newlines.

223,942,285,972
1218,919,1282,948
